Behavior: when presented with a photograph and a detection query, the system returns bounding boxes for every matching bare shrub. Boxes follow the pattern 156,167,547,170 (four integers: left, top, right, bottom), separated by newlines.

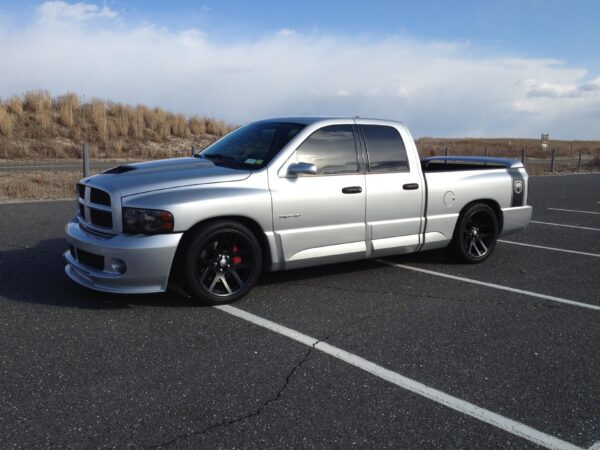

188,115,206,135
35,110,52,131
171,113,189,137
154,108,169,140
86,99,108,143
205,117,230,136
141,105,156,130
23,90,52,113
5,96,23,116
128,105,145,139
107,102,130,137
56,93,80,127
0,106,13,136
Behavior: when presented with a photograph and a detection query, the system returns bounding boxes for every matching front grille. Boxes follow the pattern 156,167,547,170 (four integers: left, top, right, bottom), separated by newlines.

77,184,114,231
76,248,104,271
90,188,111,206
90,209,113,228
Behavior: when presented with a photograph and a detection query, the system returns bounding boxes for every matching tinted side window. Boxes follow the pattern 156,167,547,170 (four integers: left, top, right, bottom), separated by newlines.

362,125,409,173
296,125,359,175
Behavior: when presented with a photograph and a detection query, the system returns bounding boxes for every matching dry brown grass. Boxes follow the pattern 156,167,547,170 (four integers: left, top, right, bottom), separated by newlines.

56,93,80,127
0,170,79,201
188,116,206,135
0,106,13,137
0,90,237,160
5,96,23,117
23,90,52,113
416,137,600,159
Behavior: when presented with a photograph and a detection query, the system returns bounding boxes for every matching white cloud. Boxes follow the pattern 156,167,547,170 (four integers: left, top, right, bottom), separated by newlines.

37,1,118,23
276,28,296,37
0,7,598,139
527,77,600,98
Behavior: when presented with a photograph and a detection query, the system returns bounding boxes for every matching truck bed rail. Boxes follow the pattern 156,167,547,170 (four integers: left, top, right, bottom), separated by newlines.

422,156,523,172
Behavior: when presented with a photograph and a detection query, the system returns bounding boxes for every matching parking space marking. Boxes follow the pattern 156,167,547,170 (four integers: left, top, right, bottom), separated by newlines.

548,208,600,215
377,260,600,312
498,240,600,258
215,305,581,450
531,221,600,232
589,442,600,450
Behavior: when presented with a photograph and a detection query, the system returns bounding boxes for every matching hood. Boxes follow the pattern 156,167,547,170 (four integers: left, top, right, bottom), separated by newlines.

82,157,251,197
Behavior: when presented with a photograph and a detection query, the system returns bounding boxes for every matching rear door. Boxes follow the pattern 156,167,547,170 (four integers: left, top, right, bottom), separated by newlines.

270,124,366,268
358,123,425,256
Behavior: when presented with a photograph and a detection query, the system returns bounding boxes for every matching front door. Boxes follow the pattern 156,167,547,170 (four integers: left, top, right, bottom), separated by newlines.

270,124,366,269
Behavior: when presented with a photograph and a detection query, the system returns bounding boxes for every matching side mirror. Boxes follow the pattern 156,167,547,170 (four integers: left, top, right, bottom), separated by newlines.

288,162,317,176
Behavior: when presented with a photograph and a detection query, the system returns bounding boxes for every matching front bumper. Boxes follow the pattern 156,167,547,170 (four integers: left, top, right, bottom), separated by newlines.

64,217,183,294
500,205,533,236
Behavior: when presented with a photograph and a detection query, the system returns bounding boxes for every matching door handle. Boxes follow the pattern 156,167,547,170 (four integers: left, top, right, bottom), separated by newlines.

403,183,419,190
342,186,362,194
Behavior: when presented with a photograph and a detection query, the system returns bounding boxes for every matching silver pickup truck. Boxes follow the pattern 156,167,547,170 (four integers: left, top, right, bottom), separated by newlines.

65,117,532,304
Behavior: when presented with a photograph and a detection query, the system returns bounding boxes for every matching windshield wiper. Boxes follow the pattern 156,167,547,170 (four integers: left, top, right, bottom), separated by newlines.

201,153,246,169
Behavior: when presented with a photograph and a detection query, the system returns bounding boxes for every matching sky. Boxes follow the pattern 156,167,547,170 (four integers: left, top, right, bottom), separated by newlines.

0,0,599,139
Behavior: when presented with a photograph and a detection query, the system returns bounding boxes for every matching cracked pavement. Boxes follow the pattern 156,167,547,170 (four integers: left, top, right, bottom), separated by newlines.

1,174,599,448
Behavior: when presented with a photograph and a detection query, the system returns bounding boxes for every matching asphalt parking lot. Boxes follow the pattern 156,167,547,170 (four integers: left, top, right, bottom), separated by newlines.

1,174,599,449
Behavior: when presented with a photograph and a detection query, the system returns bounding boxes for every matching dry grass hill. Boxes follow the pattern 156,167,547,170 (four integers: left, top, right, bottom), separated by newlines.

0,90,598,200
0,90,235,160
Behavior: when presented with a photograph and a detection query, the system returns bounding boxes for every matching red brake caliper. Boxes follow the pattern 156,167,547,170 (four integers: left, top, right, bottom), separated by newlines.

232,245,242,265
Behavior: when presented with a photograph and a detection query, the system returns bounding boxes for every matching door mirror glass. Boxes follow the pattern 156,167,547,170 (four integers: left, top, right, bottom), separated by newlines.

288,162,317,176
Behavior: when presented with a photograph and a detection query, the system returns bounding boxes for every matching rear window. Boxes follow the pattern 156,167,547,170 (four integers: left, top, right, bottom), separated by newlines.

362,125,409,173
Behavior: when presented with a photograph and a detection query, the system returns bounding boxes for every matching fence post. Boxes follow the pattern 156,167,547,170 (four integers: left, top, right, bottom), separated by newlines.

444,147,448,157
484,147,488,157
521,148,525,164
82,143,89,178
550,148,557,173
577,150,582,171
191,144,195,157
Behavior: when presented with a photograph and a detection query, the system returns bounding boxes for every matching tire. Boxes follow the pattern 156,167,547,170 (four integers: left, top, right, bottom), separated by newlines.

450,203,499,263
179,220,262,305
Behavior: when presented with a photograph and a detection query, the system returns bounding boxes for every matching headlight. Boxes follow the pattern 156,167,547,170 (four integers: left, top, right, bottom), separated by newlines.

122,208,174,234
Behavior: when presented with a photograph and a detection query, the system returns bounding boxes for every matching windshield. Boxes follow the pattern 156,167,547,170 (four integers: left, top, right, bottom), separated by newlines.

197,121,306,170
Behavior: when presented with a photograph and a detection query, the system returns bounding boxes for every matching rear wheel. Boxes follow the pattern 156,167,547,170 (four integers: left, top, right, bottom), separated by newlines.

180,221,262,305
450,203,499,263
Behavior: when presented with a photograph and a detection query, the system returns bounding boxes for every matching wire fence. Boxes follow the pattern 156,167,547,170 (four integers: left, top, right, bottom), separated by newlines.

0,144,196,176
0,143,598,177
423,146,599,175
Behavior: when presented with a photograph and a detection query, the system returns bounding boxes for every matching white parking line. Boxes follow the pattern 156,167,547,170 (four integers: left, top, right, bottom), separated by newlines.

215,305,581,450
377,260,600,312
498,240,600,258
588,441,600,450
531,221,600,232
548,208,600,215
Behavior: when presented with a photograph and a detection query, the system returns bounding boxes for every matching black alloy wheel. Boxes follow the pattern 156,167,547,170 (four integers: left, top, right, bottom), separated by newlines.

181,221,262,305
450,203,499,263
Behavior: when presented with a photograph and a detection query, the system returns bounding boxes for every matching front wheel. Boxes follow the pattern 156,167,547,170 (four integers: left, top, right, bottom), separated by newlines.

450,203,499,263
180,221,262,305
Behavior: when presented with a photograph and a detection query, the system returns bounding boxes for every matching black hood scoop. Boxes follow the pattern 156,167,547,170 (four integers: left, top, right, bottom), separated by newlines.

102,165,137,174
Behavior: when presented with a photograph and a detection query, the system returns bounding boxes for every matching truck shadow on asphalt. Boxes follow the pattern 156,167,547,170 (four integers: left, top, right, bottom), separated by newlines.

0,238,458,310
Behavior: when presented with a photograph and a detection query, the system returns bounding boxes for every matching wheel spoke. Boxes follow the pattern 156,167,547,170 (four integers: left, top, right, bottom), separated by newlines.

199,267,211,283
208,275,220,293
221,276,233,294
230,269,244,289
477,238,488,254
